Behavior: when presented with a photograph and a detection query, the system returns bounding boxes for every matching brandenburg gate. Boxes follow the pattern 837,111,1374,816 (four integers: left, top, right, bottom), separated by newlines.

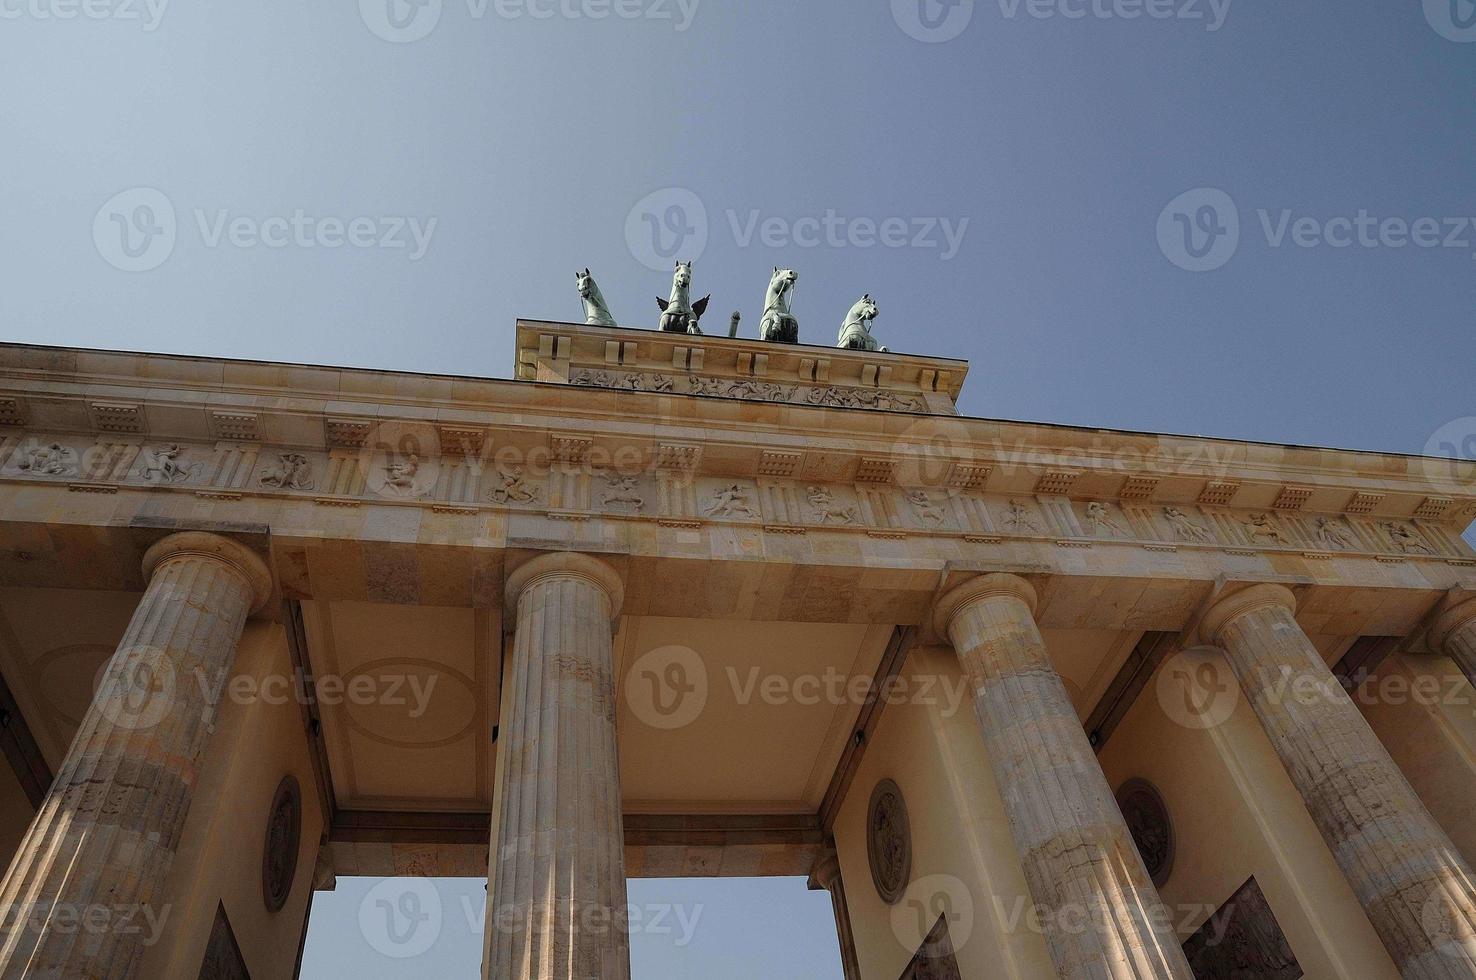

0,309,1474,978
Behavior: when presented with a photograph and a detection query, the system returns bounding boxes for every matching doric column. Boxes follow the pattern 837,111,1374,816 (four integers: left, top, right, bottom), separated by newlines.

0,531,272,977
1202,584,1476,979
807,846,861,980
1431,597,1476,693
490,552,629,980
935,573,1193,980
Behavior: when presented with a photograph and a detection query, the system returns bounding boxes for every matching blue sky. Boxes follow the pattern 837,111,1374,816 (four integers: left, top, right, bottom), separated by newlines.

4,0,1474,975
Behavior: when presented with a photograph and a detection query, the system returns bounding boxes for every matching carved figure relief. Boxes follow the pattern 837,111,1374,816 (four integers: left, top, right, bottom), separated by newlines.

867,778,912,905
1381,521,1433,554
808,485,858,525
17,442,77,476
803,385,925,412
1116,778,1174,887
1002,499,1039,533
600,473,643,510
570,367,926,413
487,463,540,504
261,775,301,913
383,455,421,495
1242,513,1288,546
572,369,673,392
1315,516,1355,550
1085,501,1126,536
259,452,314,491
905,489,946,525
138,444,195,484
701,484,758,519
1164,507,1213,543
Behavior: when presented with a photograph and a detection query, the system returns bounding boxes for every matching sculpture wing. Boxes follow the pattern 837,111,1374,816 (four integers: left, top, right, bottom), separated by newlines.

692,295,711,319
656,297,670,312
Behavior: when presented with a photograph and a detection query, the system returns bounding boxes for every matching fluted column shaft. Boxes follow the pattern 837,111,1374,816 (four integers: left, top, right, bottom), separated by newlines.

490,553,629,980
1432,598,1476,699
808,848,861,980
1204,584,1476,979
0,531,272,978
935,574,1193,980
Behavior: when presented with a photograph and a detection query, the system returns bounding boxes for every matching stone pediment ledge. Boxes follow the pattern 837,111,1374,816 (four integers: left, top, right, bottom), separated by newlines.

0,340,1472,566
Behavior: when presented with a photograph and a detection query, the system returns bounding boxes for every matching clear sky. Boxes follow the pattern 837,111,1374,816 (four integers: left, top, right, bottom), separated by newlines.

3,0,1473,976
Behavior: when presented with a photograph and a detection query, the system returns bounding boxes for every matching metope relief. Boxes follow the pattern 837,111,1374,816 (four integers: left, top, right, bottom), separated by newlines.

1313,516,1356,550
16,441,79,477
369,452,438,499
999,499,1041,534
1164,506,1213,543
486,463,541,505
1381,521,1434,555
807,485,858,525
905,489,947,527
598,473,644,511
701,484,759,520
1084,501,1128,537
258,452,315,491
137,444,196,484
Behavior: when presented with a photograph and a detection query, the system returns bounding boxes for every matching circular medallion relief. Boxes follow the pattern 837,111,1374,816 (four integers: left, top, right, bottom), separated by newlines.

1116,777,1174,887
867,778,913,905
262,775,302,913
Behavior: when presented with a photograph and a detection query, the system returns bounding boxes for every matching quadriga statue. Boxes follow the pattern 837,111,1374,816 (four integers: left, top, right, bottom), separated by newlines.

759,267,799,343
836,294,884,351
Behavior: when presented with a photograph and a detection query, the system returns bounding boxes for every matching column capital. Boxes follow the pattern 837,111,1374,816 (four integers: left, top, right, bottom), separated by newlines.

505,551,625,620
933,572,1037,640
142,531,273,614
1430,595,1476,657
1199,583,1297,647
